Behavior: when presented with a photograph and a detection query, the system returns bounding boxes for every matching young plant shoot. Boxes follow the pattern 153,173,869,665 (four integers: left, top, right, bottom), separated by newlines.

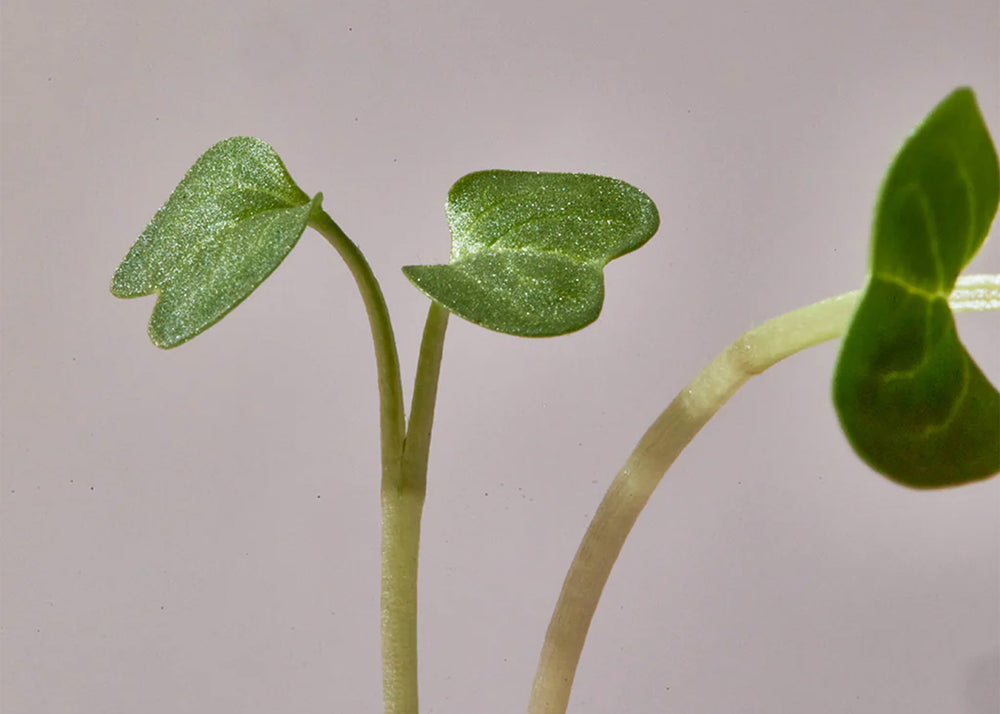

112,87,999,713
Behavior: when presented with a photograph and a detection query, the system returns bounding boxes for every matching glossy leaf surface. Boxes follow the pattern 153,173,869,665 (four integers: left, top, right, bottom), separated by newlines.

402,171,659,336
111,137,317,348
834,88,1000,488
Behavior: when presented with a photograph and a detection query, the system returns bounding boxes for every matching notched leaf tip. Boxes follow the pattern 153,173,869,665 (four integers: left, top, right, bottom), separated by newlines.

112,137,315,348
406,170,660,337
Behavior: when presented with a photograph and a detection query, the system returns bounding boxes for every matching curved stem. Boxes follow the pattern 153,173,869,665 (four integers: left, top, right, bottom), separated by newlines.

310,207,418,713
402,302,451,492
310,207,406,479
381,302,451,714
312,202,452,714
527,274,1000,714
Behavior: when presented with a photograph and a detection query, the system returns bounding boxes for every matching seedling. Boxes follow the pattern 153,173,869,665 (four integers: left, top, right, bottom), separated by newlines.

112,87,999,713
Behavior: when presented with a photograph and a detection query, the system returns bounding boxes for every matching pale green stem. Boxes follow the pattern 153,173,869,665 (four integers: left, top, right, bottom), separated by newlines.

381,302,451,714
312,203,450,714
402,302,451,493
309,207,406,479
379,489,423,714
527,274,1000,714
311,207,420,714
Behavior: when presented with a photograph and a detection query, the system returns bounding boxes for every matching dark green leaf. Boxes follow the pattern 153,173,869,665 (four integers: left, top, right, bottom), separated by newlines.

111,137,318,348
402,171,659,336
834,88,1000,488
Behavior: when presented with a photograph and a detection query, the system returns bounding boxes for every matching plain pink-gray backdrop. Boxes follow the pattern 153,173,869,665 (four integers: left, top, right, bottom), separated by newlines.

2,1,998,712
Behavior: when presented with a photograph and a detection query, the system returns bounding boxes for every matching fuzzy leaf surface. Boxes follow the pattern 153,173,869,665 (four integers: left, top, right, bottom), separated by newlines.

111,137,317,348
403,171,659,336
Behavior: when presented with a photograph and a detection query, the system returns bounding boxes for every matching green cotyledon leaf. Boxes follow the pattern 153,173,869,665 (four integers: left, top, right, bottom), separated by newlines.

111,137,319,348
402,170,659,336
834,88,1000,488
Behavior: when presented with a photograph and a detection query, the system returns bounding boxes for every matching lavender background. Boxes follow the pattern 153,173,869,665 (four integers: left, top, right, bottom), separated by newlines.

3,1,998,712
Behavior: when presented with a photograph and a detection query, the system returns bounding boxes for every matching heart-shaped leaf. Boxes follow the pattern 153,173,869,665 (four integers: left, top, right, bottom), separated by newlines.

111,137,318,348
833,88,1000,488
402,171,659,336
